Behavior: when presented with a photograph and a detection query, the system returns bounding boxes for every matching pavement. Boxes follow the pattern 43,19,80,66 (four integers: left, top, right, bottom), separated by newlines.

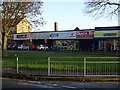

2,73,120,82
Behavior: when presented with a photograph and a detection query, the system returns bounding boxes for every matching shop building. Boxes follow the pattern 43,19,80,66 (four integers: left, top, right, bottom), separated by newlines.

14,29,95,51
49,30,95,51
94,26,120,52
13,23,120,52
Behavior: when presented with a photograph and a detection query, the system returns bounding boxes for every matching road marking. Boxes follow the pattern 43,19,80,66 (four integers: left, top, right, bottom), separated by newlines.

62,85,76,89
29,81,41,84
47,84,52,86
52,84,58,86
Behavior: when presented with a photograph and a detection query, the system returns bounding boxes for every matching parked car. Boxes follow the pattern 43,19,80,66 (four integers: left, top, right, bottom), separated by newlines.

17,44,23,50
37,44,49,51
29,44,37,50
7,44,12,50
23,45,29,50
12,44,18,50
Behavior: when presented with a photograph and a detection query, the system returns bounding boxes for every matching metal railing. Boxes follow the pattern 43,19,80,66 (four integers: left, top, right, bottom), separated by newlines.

2,56,48,75
2,56,17,74
2,56,120,77
48,57,120,76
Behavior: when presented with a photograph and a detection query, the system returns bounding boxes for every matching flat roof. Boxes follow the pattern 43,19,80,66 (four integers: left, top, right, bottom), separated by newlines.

15,26,120,34
14,29,95,34
95,26,120,31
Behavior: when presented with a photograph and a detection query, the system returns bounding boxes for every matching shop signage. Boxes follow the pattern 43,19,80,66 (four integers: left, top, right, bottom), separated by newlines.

94,31,119,38
44,39,47,43
70,33,76,37
17,34,27,38
104,33,117,36
50,31,94,39
14,33,29,40
50,34,59,37
76,31,94,38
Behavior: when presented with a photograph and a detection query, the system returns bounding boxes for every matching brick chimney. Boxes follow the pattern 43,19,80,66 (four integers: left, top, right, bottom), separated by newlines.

23,13,26,18
54,22,58,32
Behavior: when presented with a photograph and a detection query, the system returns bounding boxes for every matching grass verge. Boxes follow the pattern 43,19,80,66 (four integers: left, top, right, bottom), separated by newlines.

2,51,120,72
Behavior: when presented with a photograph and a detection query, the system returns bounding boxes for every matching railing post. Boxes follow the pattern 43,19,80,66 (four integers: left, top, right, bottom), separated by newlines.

16,56,19,74
48,57,50,76
84,57,86,76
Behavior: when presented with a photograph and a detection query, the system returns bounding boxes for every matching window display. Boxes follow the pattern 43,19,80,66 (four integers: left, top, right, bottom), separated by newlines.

54,40,79,51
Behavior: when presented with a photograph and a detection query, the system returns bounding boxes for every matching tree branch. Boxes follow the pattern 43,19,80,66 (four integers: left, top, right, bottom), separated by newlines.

84,0,119,19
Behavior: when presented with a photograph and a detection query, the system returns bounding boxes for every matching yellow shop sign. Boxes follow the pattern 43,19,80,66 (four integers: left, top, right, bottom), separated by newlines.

95,32,120,38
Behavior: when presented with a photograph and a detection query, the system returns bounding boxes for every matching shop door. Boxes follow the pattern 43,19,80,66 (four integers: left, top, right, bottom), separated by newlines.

79,40,92,52
106,40,112,52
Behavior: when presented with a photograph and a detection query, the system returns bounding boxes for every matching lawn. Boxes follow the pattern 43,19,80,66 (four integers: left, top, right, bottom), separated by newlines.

7,51,118,57
2,51,120,73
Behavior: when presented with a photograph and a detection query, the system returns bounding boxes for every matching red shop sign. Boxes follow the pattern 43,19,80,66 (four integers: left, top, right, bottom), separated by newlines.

44,39,47,43
76,31,94,38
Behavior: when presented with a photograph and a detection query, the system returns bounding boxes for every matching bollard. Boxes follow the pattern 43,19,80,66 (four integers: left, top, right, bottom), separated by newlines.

16,56,19,74
84,57,86,76
48,57,50,76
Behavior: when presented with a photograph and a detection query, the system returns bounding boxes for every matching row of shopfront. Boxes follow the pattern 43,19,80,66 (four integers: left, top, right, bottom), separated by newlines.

13,26,120,52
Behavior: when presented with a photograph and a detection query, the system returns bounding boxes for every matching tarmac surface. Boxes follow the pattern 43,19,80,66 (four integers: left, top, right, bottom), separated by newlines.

2,77,120,89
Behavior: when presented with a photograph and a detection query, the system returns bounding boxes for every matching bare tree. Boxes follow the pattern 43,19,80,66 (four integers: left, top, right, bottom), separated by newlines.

84,0,120,56
84,0,120,19
0,1,44,56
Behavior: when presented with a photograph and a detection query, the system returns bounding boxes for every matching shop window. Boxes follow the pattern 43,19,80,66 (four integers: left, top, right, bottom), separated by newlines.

54,40,78,51
99,40,105,51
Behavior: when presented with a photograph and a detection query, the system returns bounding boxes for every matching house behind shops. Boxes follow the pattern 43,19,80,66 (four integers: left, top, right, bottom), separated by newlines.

7,15,32,45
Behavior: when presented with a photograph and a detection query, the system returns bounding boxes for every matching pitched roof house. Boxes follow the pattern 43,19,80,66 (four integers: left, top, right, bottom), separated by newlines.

7,16,32,44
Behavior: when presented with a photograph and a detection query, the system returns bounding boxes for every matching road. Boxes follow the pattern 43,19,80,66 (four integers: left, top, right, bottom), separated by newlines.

1,78,120,90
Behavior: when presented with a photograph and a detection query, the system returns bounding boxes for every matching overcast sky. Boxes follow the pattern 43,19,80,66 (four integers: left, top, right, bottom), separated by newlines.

35,1,118,32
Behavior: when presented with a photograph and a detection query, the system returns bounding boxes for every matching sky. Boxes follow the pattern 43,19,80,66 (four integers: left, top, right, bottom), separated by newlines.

35,1,118,32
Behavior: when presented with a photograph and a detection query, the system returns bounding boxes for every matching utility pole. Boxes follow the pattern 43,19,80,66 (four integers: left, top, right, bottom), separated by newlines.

117,1,120,56
118,1,120,26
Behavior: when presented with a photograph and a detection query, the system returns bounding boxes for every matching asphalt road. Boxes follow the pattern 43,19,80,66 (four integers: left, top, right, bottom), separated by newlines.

1,78,120,90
